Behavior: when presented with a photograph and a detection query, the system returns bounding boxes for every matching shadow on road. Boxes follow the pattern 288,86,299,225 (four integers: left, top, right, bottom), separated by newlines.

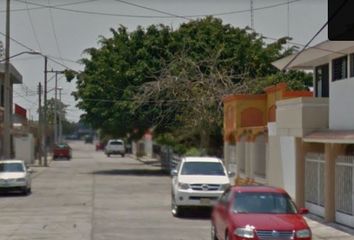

178,207,212,220
0,192,30,198
92,168,169,177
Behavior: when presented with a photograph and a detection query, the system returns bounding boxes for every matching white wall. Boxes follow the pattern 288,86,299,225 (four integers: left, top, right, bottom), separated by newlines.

279,136,296,199
330,78,354,129
14,134,35,164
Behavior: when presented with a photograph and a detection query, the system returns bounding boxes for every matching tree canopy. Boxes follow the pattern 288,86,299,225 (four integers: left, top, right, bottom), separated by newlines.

74,16,311,154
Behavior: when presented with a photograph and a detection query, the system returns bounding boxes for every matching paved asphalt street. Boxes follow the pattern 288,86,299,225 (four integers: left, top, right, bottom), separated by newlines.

0,141,210,240
0,141,354,240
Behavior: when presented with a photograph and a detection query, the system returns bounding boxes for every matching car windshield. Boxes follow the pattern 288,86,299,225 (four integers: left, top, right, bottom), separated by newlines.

180,162,225,176
0,163,25,173
233,192,297,214
110,141,123,145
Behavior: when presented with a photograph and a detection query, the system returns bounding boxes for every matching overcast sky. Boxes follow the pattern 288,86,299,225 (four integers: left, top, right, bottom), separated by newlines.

0,0,327,122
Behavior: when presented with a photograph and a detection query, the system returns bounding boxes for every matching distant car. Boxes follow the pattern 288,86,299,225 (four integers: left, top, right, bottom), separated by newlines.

84,135,93,143
0,160,32,195
171,157,232,217
105,139,125,157
211,186,311,240
53,143,72,160
95,142,105,151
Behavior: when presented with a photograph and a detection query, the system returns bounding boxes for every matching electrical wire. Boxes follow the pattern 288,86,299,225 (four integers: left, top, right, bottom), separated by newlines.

0,30,78,72
282,0,350,70
12,0,302,19
24,0,43,53
47,0,65,68
13,90,37,105
0,0,99,13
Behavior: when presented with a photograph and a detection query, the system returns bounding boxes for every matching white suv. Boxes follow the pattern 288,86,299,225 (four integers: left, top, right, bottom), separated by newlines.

171,157,232,217
105,139,125,157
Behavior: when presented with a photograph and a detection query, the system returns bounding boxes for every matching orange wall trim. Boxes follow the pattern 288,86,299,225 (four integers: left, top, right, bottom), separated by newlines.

223,94,266,103
283,91,313,98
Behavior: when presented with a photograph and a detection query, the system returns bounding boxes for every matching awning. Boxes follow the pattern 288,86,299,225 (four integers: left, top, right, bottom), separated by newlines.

272,40,354,70
304,130,354,144
0,63,23,84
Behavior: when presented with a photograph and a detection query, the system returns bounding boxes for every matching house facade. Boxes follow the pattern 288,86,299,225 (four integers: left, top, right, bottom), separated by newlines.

0,63,23,157
224,40,354,227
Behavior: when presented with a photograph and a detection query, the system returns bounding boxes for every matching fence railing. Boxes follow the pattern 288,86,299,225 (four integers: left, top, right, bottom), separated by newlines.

158,146,181,173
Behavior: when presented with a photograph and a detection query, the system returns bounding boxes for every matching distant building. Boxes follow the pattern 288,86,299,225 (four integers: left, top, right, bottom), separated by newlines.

0,63,23,157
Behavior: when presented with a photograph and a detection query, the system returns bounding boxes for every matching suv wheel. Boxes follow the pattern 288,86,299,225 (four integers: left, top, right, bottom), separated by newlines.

171,195,183,217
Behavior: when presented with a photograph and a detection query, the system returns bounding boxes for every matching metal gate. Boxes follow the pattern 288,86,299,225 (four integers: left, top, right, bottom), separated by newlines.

305,153,325,217
335,155,354,227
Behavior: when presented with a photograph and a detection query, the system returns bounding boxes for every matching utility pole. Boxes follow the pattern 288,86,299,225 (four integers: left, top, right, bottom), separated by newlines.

37,82,42,166
43,56,48,167
54,72,58,144
58,88,62,144
3,0,11,159
250,0,254,30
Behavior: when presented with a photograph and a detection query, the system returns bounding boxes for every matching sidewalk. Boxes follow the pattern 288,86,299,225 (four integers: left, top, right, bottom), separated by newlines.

28,157,53,179
306,214,354,239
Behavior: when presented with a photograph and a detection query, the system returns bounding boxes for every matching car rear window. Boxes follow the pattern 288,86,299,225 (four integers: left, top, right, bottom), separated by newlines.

233,192,297,214
180,162,225,176
110,141,123,145
57,144,68,149
0,163,24,172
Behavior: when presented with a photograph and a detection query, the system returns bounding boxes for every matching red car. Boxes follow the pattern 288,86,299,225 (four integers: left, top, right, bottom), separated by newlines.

95,142,105,151
53,143,72,160
211,186,311,240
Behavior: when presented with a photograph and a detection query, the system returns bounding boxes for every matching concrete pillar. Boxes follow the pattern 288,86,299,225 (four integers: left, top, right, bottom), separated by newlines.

324,143,336,222
236,138,246,176
295,138,306,208
224,142,230,168
248,141,255,178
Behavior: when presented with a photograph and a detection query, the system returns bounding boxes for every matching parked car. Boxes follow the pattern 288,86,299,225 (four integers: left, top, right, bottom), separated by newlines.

211,186,311,240
84,135,93,143
95,142,105,151
53,143,72,160
0,160,32,195
171,157,232,217
105,139,125,157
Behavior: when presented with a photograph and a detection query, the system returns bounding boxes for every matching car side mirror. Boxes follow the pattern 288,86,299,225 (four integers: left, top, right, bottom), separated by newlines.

170,169,178,176
228,171,235,177
28,168,34,174
299,208,309,214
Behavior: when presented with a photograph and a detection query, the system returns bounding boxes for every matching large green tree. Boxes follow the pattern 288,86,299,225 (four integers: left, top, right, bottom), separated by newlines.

75,17,310,153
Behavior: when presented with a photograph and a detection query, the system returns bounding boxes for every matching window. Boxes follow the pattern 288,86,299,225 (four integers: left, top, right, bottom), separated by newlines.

180,162,226,176
315,64,329,97
332,56,348,81
232,192,297,214
0,163,24,172
350,54,354,77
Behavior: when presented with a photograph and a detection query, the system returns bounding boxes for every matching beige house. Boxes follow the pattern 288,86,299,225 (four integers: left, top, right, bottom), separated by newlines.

224,40,354,227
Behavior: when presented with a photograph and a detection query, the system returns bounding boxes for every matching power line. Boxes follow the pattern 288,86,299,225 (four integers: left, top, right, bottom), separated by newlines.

24,0,43,53
282,0,350,70
12,0,302,19
13,90,37,105
47,0,65,67
114,0,190,20
0,0,99,13
0,30,78,72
